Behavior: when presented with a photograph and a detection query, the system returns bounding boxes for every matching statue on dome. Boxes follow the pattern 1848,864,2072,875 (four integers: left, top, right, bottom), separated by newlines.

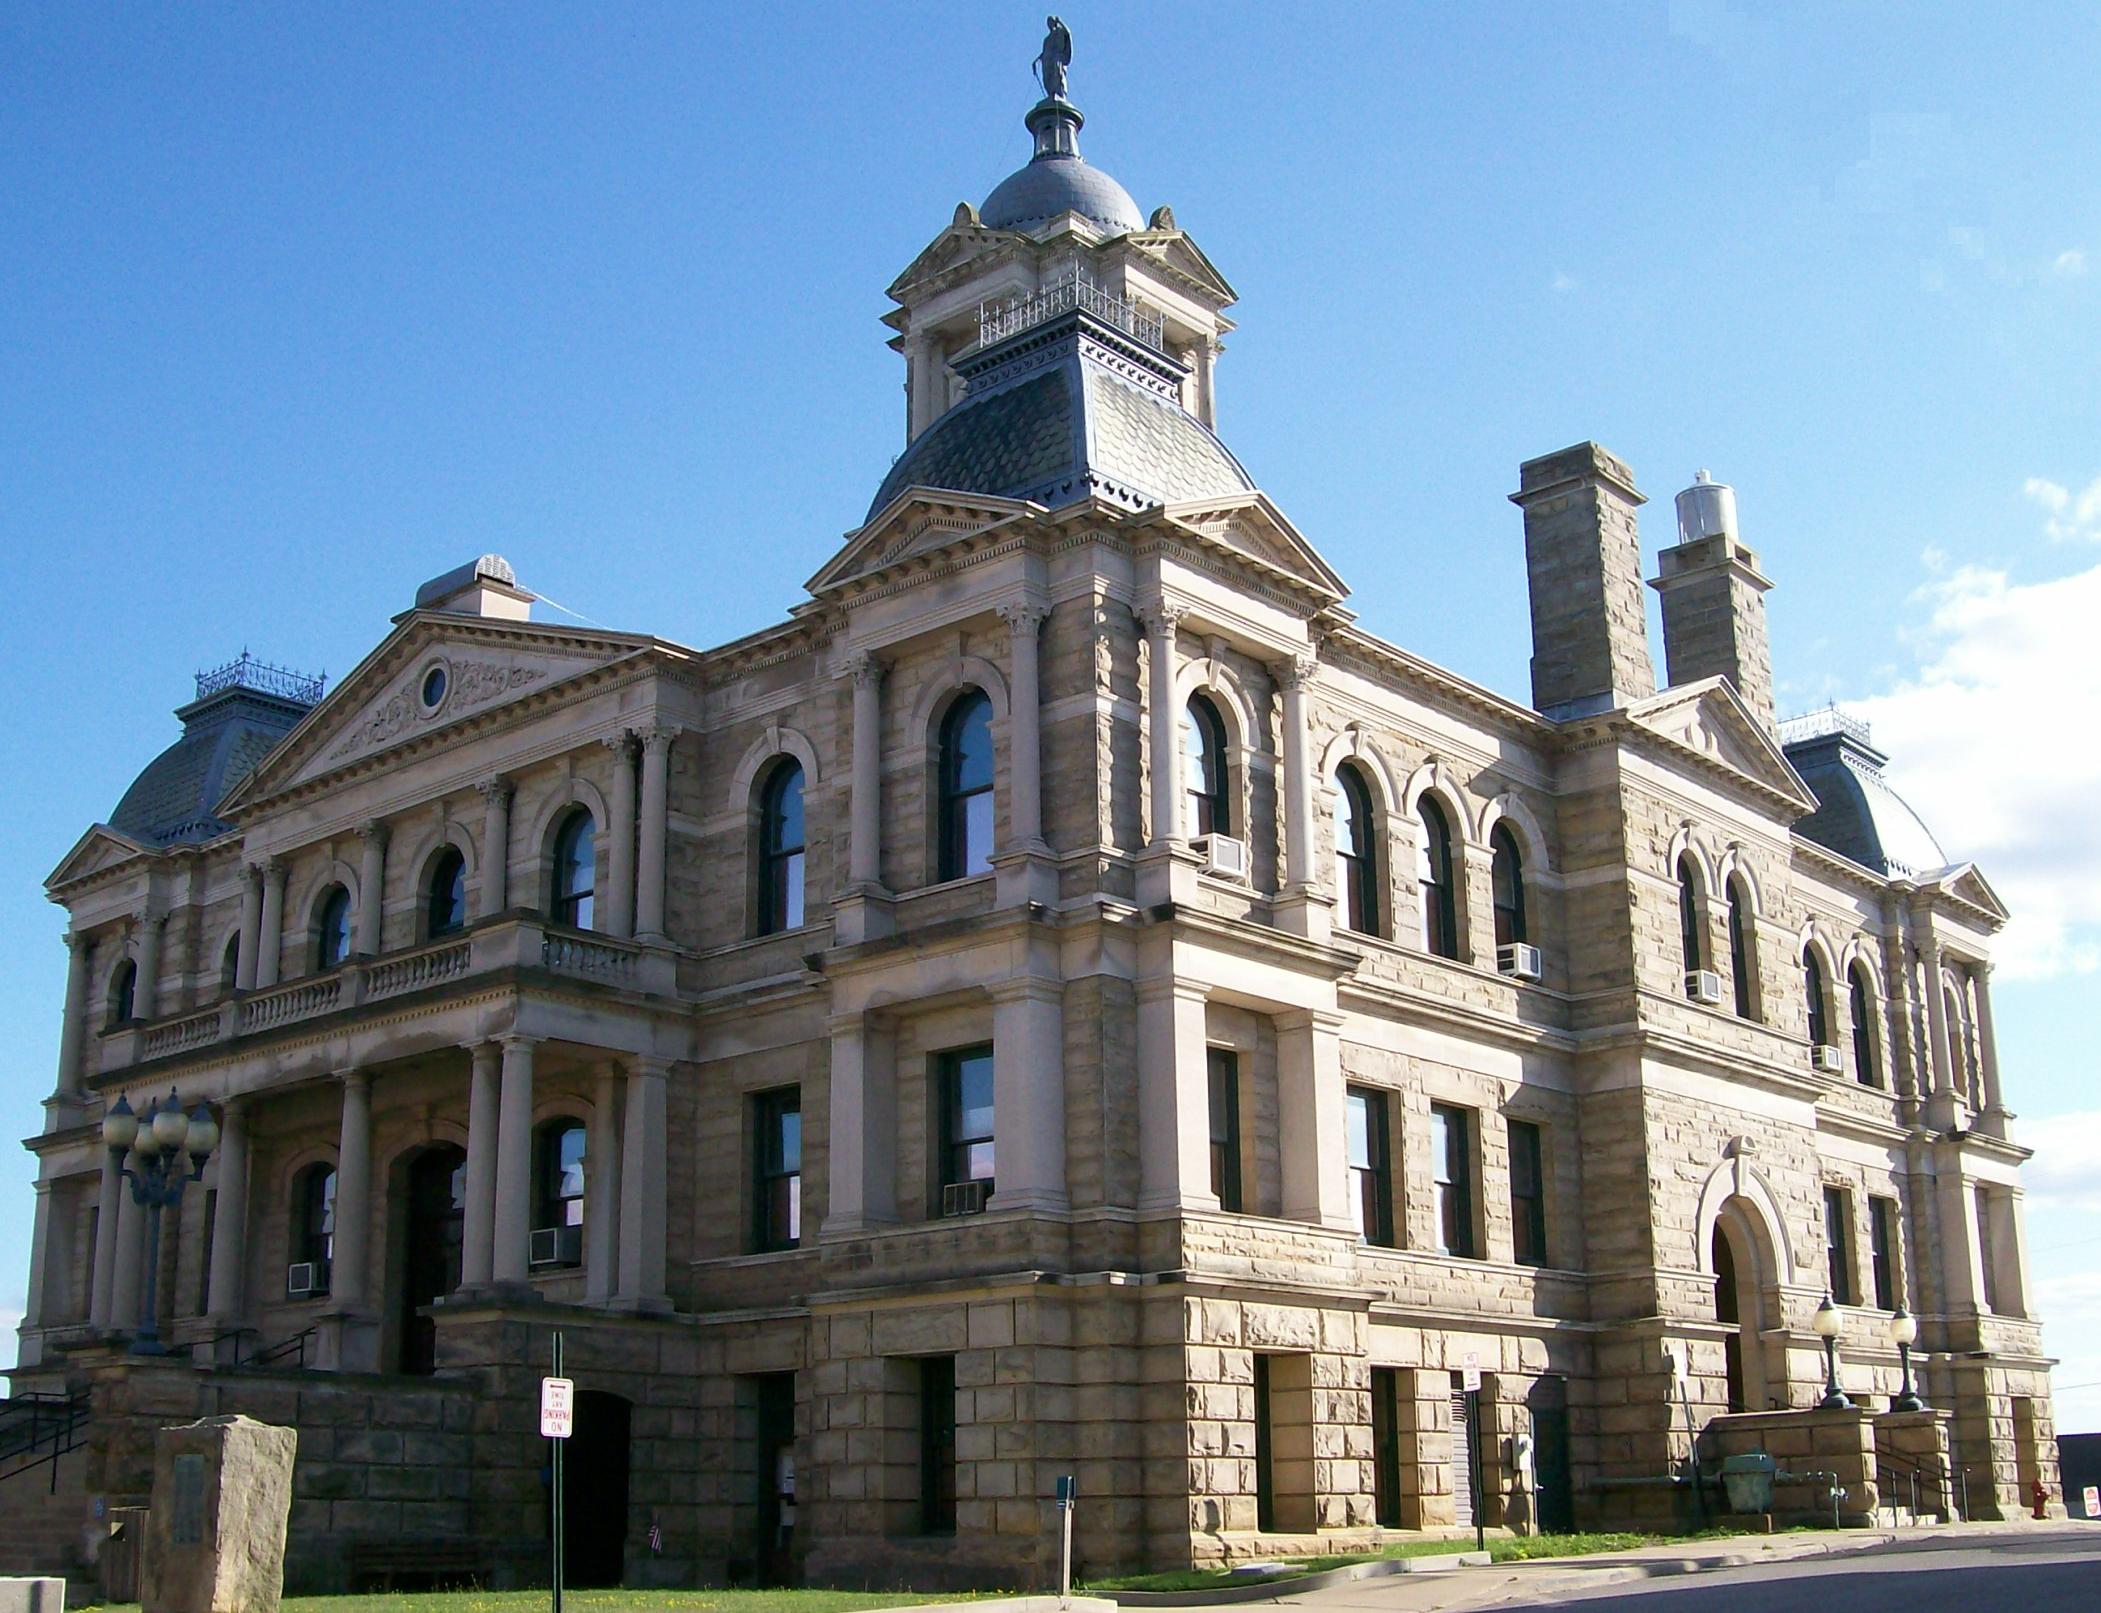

1034,16,1072,100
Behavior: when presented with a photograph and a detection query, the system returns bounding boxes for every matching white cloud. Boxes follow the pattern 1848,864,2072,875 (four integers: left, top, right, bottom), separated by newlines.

2024,1110,2101,1216
2024,474,2101,542
2034,1265,2101,1437
0,1305,20,1380
1550,271,1579,294
2055,248,2089,279
1850,556,2101,978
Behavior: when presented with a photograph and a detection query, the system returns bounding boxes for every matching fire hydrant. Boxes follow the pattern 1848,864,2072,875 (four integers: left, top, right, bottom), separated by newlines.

2032,1480,2051,1519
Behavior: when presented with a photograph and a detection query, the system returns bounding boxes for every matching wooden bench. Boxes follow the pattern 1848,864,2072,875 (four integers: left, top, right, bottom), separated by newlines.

342,1538,487,1592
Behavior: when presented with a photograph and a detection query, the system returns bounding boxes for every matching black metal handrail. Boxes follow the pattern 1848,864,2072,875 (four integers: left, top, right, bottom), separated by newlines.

0,1391,89,1494
1874,1442,1958,1523
245,1327,317,1369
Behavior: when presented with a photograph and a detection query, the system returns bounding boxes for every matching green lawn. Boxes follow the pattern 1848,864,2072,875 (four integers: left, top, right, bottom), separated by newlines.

83,1594,960,1613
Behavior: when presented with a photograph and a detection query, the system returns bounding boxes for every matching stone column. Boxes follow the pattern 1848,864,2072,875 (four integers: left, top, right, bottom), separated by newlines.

848,654,885,886
492,1035,536,1286
134,910,165,1020
1973,964,2007,1126
235,865,264,991
1920,927,1959,1127
603,734,638,939
56,932,92,1101
1000,604,1049,851
478,781,512,918
824,1011,898,1231
354,822,388,955
989,978,1067,1212
254,859,288,990
1136,976,1217,1211
205,1098,249,1325
1139,604,1186,846
22,1181,53,1338
616,1056,670,1310
459,1041,501,1291
89,1148,122,1328
635,726,678,942
1276,1009,1353,1229
585,1065,623,1304
1276,656,1317,887
331,1072,372,1308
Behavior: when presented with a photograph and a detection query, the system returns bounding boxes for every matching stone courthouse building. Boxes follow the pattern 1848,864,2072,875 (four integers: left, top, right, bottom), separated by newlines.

4,27,2060,1595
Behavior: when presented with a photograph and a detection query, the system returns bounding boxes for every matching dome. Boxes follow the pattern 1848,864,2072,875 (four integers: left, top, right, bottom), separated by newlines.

108,664,318,848
982,152,1143,235
1783,719,1948,879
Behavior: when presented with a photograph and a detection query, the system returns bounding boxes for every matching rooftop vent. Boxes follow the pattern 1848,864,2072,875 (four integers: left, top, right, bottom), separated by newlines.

414,554,534,621
1675,469,1739,544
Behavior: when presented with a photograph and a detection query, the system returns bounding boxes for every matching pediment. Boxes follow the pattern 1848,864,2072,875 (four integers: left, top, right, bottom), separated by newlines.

1628,681,1817,811
886,224,1020,301
222,615,652,809
1141,494,1349,603
1920,862,2010,922
806,491,1040,597
1118,230,1238,305
47,825,155,891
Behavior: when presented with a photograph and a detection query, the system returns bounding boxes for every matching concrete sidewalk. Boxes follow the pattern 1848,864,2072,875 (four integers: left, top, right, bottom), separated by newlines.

1183,1521,2087,1613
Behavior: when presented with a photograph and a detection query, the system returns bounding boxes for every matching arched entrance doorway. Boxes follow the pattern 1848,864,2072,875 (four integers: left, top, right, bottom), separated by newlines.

1710,1205,1769,1413
399,1143,466,1375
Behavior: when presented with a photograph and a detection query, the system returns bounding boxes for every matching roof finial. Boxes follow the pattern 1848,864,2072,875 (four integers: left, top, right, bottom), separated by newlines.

1033,16,1072,100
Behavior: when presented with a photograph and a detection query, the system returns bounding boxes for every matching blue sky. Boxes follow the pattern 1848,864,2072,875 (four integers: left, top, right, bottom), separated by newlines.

4,3,2098,1425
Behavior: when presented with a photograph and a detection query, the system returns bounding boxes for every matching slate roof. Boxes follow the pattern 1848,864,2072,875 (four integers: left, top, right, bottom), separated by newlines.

108,688,311,848
867,308,1256,520
981,151,1143,235
1784,728,1948,878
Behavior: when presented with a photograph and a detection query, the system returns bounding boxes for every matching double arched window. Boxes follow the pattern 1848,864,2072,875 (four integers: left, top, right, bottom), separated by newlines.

1418,797,1459,960
1334,763,1380,936
1184,695,1231,838
757,760,806,934
106,959,137,1028
937,691,995,881
1848,964,1880,1087
426,846,468,939
1726,877,1756,1019
1803,947,1831,1048
1490,825,1526,948
1677,855,1706,974
551,809,596,929
315,885,353,970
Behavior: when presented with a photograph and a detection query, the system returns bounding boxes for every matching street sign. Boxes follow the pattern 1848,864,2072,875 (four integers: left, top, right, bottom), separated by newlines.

1056,1475,1077,1507
1461,1351,1481,1393
2084,1484,2099,1517
541,1375,575,1439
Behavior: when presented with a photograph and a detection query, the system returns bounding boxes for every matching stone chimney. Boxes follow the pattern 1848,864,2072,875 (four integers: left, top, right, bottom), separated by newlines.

1649,471,1775,731
1510,442,1657,720
413,554,534,622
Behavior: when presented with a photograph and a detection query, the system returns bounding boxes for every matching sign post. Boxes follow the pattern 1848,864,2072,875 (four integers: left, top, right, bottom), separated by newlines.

542,1332,573,1613
1056,1474,1077,1608
1460,1353,1484,1556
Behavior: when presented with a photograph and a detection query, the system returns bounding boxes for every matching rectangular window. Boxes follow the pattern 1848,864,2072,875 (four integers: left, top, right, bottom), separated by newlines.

1869,1194,1899,1312
1208,1049,1243,1212
1431,1104,1476,1258
1346,1086,1394,1246
1976,1187,2000,1314
937,1046,995,1200
917,1355,956,1536
1824,1186,1855,1304
1252,1354,1275,1532
1371,1367,1402,1528
753,1088,802,1252
1508,1118,1547,1268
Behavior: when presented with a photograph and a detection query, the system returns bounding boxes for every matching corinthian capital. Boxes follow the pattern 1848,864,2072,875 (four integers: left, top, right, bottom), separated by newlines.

997,600,1050,638
846,651,885,690
1274,654,1320,694
637,724,682,757
474,777,513,810
1136,600,1187,640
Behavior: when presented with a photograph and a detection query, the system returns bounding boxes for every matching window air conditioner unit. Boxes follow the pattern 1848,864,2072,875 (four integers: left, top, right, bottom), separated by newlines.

1498,942,1543,982
1810,1044,1843,1074
1193,834,1249,880
529,1225,585,1268
1685,969,1725,1006
286,1261,329,1300
941,1180,992,1218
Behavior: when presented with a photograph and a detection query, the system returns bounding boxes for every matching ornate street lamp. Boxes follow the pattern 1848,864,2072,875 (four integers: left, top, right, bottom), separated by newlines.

1812,1292,1851,1411
103,1088,217,1355
1888,1305,1926,1412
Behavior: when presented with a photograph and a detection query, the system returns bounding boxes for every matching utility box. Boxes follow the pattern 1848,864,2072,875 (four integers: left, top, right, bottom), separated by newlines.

1720,1451,1778,1514
142,1416,297,1613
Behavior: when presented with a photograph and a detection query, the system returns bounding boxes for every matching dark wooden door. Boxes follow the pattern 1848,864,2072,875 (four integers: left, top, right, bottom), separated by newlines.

399,1145,465,1376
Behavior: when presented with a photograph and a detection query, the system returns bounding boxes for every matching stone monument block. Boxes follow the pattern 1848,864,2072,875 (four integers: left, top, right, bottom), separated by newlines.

143,1415,297,1613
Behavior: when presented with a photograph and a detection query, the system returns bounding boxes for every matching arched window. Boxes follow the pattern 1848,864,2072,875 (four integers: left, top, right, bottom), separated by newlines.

219,934,241,996
533,1120,586,1266
757,759,806,934
106,959,137,1027
426,846,468,938
1944,983,1973,1103
1677,855,1705,973
1334,763,1380,936
291,1163,336,1287
1849,965,1880,1087
1183,694,1230,837
551,809,596,930
1726,877,1756,1019
315,885,353,970
1490,824,1527,948
937,690,995,881
1803,947,1830,1048
1418,796,1459,960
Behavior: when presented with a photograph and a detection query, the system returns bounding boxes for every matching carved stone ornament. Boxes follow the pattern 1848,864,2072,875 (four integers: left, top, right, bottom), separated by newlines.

326,661,546,763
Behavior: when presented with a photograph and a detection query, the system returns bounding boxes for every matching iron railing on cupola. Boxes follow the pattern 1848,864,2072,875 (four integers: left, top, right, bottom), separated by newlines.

978,263,1166,352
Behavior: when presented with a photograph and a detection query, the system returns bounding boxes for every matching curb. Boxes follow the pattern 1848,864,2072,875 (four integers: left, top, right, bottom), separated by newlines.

1102,1553,1491,1606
